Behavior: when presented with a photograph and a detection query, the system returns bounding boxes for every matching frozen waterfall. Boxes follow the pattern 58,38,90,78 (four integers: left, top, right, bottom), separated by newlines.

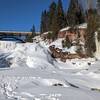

0,41,17,50
94,32,100,59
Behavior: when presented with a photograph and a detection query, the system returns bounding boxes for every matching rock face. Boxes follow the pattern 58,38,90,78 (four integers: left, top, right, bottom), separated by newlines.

49,45,88,62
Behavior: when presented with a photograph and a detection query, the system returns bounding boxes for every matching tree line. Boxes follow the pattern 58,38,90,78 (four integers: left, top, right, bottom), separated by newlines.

40,0,85,38
30,0,100,57
40,0,100,56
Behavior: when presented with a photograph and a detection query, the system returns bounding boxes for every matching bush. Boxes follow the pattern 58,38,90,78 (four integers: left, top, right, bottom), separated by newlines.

47,32,57,41
26,35,33,42
62,36,71,48
47,32,53,39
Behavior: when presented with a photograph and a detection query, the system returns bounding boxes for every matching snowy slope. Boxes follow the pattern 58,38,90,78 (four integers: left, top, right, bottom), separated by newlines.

0,42,100,100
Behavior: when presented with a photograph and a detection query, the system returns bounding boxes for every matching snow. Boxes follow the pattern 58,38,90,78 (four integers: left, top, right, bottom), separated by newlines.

62,46,77,54
49,38,64,49
43,31,52,35
33,35,42,43
59,27,71,32
77,23,87,29
59,23,87,32
0,39,100,100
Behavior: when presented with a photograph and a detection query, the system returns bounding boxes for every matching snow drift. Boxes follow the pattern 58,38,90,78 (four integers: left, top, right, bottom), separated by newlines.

6,43,54,70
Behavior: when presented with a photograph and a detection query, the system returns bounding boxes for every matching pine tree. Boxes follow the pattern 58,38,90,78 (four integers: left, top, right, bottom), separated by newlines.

40,10,50,33
26,24,36,42
85,0,100,56
40,11,44,33
31,24,36,37
49,2,57,30
45,11,50,32
97,0,100,41
40,10,48,33
67,0,85,26
49,1,59,40
57,0,66,29
85,9,98,56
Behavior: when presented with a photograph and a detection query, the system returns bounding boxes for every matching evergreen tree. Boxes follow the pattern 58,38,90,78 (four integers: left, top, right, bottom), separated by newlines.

49,1,59,40
85,9,98,56
45,11,50,32
49,2,57,30
26,24,36,42
40,10,50,33
97,0,100,41
40,10,48,33
40,11,44,33
67,0,85,26
31,24,36,37
57,0,66,29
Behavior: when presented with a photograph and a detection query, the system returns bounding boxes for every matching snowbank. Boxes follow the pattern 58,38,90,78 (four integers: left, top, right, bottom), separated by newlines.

6,43,54,69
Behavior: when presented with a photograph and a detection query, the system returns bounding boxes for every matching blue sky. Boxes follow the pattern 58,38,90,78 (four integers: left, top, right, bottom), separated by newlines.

0,0,70,32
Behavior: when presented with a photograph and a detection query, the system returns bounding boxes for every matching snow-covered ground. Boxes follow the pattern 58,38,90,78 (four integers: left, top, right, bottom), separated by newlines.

0,40,100,100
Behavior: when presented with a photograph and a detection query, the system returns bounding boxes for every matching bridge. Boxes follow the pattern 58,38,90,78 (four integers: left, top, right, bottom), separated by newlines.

0,31,32,50
0,31,32,42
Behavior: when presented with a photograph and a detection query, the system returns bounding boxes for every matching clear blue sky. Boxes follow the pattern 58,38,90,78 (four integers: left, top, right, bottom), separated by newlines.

0,0,70,32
